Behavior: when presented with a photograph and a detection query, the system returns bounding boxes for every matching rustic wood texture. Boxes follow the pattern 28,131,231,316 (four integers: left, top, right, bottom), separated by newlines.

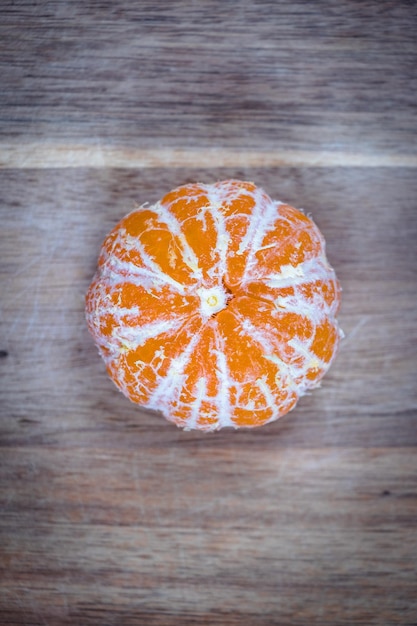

1,0,416,155
1,2,417,625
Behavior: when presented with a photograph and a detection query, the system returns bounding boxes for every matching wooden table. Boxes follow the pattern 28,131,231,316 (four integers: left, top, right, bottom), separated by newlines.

1,2,416,624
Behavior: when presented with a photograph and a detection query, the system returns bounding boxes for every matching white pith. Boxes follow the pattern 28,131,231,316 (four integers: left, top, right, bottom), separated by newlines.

197,286,229,318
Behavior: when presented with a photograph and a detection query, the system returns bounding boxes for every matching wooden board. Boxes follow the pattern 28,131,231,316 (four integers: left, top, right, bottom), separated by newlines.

1,2,417,625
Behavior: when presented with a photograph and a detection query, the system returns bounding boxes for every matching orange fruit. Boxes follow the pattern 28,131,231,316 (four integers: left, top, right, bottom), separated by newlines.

86,180,342,431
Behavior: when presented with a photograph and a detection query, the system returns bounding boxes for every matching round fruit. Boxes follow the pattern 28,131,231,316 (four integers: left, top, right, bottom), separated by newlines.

86,180,342,431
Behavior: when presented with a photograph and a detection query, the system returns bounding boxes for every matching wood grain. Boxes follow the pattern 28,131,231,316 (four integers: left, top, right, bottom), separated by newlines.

1,1,417,624
1,166,417,625
1,0,416,155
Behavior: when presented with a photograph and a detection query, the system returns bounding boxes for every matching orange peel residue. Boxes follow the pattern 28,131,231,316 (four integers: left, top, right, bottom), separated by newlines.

86,180,342,431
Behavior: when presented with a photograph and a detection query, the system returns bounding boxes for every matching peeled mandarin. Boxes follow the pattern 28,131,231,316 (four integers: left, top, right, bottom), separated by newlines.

86,180,342,431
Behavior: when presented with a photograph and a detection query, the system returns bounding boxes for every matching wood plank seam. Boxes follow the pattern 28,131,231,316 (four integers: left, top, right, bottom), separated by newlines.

1,144,417,169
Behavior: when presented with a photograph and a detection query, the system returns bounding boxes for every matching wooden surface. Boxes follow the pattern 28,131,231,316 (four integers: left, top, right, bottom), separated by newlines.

1,2,417,624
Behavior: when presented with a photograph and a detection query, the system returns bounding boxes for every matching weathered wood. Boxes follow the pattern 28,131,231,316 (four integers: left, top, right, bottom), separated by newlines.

0,0,416,155
1,1,417,624
1,165,416,625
